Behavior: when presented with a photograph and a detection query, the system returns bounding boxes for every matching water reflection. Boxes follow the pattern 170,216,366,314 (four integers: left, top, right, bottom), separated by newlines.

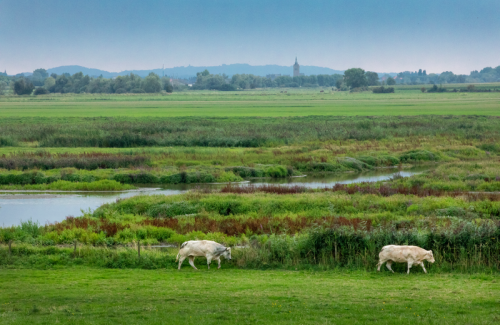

0,167,428,227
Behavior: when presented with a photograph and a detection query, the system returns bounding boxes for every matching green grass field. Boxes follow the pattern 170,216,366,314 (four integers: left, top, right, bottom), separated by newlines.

1,89,499,117
0,268,498,324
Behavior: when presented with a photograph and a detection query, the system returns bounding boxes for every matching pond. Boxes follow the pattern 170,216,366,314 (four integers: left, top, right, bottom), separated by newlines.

0,167,428,227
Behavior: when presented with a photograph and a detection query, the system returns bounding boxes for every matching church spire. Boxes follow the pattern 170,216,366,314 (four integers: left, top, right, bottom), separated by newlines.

293,57,300,77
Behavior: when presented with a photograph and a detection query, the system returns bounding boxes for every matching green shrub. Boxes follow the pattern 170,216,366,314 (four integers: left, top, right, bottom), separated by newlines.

478,143,500,153
339,157,370,171
264,166,288,178
477,181,500,191
146,202,198,218
399,150,437,162
216,171,242,183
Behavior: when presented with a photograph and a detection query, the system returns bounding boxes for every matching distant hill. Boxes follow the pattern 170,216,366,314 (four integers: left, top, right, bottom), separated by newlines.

46,66,116,78
11,64,397,79
119,64,347,78
41,64,348,79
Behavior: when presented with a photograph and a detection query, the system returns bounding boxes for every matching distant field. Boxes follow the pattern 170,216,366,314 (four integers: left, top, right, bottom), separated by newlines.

0,88,499,117
0,268,498,325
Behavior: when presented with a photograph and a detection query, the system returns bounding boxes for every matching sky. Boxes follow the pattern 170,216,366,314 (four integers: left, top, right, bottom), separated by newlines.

1,0,499,75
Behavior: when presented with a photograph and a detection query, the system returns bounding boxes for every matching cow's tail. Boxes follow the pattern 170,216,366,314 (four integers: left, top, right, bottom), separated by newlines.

176,242,188,262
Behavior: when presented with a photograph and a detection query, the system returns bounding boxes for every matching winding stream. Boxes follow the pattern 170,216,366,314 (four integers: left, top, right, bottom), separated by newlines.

0,167,428,227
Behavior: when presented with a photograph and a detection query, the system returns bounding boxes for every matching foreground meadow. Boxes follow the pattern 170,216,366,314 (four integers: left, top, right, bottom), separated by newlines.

0,268,498,325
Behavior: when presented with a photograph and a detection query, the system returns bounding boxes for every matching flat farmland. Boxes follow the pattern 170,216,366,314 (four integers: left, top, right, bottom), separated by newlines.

0,89,499,117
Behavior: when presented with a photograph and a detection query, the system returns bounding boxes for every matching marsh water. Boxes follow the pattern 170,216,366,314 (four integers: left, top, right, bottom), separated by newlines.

0,167,428,227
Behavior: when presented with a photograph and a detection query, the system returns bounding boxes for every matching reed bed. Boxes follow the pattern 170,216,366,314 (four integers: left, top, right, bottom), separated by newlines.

2,216,499,272
1,115,500,148
220,184,308,194
0,151,149,170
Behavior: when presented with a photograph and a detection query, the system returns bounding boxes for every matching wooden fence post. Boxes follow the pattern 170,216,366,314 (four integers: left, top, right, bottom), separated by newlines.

138,241,141,258
8,240,12,256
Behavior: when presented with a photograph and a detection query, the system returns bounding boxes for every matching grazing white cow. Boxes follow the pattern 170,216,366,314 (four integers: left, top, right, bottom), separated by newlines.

377,245,435,274
176,240,232,270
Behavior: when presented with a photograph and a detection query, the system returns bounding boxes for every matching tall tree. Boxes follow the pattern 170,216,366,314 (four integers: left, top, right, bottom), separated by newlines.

343,68,368,88
365,71,379,86
386,77,396,85
142,72,162,93
13,78,34,95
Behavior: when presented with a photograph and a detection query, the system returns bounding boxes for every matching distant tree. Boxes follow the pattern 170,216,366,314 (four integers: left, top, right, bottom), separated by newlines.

53,74,70,93
343,68,368,88
142,72,162,93
335,79,343,89
0,80,7,95
456,75,467,83
33,68,48,79
386,77,396,85
418,69,422,76
31,68,49,86
197,69,210,77
44,76,55,89
423,70,427,76
164,80,173,93
50,73,58,79
480,67,493,74
365,71,379,86
420,87,426,93
13,78,34,95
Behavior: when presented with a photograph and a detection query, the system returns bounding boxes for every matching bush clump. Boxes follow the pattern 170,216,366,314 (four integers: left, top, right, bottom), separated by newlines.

399,150,437,162
372,86,394,93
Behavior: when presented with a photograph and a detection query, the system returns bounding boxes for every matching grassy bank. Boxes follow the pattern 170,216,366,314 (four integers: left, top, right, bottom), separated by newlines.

0,268,498,324
0,180,135,191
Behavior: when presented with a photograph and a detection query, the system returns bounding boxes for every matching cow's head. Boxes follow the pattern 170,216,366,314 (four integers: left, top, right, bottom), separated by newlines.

426,250,435,263
221,247,232,260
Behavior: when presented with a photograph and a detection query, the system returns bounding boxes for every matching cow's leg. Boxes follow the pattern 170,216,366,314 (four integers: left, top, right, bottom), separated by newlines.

407,260,413,274
385,261,394,273
377,259,385,272
188,256,198,270
206,256,212,270
177,256,186,270
420,262,427,274
216,257,221,269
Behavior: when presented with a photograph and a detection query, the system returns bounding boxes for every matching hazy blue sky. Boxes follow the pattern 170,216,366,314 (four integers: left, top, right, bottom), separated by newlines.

1,0,499,74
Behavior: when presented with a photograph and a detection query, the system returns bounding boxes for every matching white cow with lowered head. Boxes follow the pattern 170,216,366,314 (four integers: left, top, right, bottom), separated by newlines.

377,245,435,274
176,240,232,270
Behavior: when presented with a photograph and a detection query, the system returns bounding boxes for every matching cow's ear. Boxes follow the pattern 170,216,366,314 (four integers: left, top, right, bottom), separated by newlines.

226,247,230,251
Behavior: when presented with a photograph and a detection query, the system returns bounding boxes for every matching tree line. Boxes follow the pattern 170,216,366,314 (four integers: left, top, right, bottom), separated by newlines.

1,64,500,95
396,66,500,85
2,69,173,95
193,68,385,91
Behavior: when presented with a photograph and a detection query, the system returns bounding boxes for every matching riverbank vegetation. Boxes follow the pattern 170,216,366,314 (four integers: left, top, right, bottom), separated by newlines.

2,171,500,271
1,89,499,273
